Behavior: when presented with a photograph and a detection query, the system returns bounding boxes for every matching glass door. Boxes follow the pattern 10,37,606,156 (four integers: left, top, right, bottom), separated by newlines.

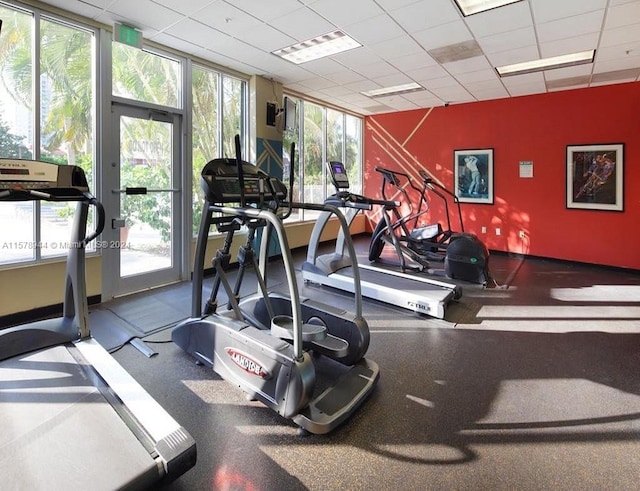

105,104,182,297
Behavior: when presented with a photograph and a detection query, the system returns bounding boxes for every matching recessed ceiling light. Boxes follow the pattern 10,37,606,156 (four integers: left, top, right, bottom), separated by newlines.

453,0,523,16
361,82,424,97
272,31,361,64
496,50,596,77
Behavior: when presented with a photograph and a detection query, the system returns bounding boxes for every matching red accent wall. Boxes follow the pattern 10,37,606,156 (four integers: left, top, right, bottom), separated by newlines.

363,82,640,270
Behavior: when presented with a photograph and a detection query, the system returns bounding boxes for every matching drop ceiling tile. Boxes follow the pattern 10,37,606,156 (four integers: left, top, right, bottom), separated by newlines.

342,79,383,92
240,24,297,52
297,77,338,90
430,85,474,103
500,71,545,88
388,0,460,34
150,32,207,55
42,0,105,18
536,10,604,44
420,76,463,91
269,65,317,84
371,73,417,87
592,67,640,83
539,33,599,58
153,0,215,15
531,0,608,24
343,14,406,45
471,86,510,100
401,90,443,106
164,18,229,48
202,50,261,74
600,24,640,48
338,92,377,104
455,69,500,84
370,35,426,60
597,41,640,63
464,1,532,38
188,2,264,37
105,0,182,31
373,0,422,11
594,54,640,73
224,0,305,22
268,6,337,41
506,82,547,96
443,56,492,75
384,98,421,111
332,46,383,68
303,57,352,75
486,46,540,67
309,0,384,27
543,64,593,81
354,61,398,78
464,78,506,92
405,64,449,82
477,27,537,55
80,0,116,7
605,1,640,29
318,85,355,97
413,20,472,51
388,52,437,72
322,70,367,84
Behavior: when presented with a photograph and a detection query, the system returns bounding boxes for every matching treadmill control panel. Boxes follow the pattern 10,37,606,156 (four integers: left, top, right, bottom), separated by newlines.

0,159,90,200
200,157,287,204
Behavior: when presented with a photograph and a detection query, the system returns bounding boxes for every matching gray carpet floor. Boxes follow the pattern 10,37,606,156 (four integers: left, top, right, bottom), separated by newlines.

102,239,640,490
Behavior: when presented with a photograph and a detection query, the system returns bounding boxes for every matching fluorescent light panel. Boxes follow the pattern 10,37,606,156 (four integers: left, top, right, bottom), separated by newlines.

496,50,596,77
272,31,361,64
454,0,523,16
362,82,423,97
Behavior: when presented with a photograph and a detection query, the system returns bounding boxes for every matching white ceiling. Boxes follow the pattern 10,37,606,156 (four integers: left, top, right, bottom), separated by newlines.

39,0,640,115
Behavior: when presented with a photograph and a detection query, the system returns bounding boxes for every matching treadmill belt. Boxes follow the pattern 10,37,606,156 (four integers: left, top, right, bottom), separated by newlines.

0,346,158,490
341,266,447,293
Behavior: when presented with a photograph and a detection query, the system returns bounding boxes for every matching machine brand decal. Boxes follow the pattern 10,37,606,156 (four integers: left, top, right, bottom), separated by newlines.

225,348,271,379
407,301,429,312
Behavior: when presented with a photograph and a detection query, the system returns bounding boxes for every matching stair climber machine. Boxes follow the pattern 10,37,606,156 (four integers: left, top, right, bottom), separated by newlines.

0,159,196,490
171,136,379,435
302,161,462,320
369,166,492,286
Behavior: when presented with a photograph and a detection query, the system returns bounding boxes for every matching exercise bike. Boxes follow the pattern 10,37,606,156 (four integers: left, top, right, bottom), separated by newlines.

172,136,379,435
368,166,491,285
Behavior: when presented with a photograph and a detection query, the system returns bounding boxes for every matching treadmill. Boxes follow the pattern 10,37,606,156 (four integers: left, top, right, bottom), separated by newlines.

0,159,196,489
302,161,461,319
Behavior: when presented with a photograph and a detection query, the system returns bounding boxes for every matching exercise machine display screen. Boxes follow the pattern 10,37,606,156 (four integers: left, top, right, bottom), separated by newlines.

0,158,90,199
328,161,350,190
200,157,287,204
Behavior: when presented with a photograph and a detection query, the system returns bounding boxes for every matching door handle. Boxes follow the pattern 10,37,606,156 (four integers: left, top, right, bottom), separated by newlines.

112,187,179,194
112,218,126,229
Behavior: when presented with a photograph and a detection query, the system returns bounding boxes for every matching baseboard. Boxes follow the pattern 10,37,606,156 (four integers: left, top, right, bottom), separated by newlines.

488,249,640,275
0,294,102,330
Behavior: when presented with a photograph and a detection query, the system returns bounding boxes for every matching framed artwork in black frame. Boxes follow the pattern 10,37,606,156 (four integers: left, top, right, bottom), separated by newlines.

454,148,494,204
566,143,624,211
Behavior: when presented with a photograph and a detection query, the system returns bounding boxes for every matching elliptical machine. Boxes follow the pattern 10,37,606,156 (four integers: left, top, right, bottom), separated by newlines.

172,136,379,435
369,166,491,285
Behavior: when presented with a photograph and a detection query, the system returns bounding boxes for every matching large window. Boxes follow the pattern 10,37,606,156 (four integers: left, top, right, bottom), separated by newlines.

0,5,95,264
191,65,246,232
283,96,363,221
112,43,180,108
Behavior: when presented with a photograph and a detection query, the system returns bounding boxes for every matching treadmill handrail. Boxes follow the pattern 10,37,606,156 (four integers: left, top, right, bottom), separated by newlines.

291,201,364,318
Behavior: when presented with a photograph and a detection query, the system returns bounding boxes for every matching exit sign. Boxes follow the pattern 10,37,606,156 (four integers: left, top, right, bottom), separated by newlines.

114,23,143,49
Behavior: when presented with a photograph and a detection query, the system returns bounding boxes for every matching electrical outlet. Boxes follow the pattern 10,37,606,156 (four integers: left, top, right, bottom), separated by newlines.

519,230,526,238
495,228,501,236
481,226,487,234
